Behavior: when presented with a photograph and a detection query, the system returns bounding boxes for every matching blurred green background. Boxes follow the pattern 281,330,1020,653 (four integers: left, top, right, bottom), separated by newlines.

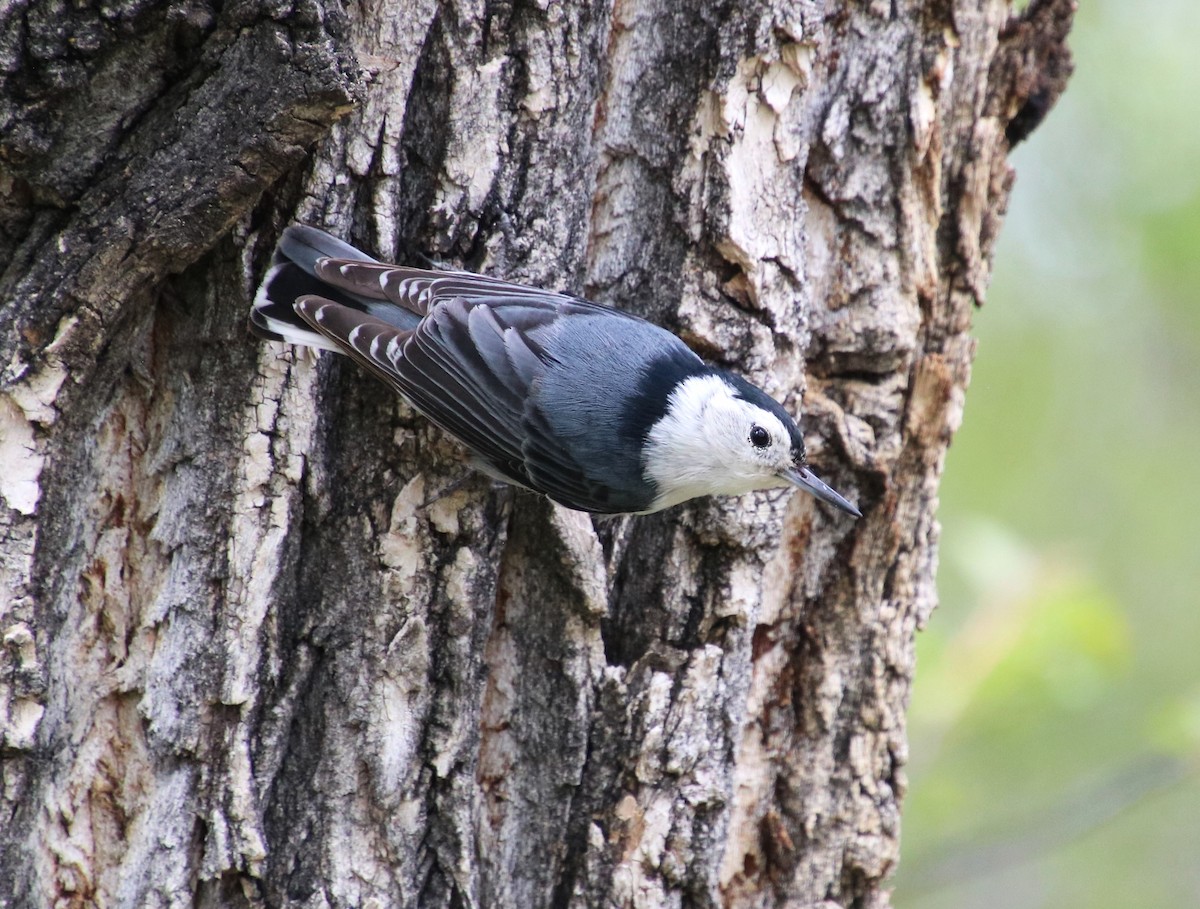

893,2,1200,907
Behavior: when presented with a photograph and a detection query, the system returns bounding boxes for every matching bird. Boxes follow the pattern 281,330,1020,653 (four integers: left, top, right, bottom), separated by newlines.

250,225,862,519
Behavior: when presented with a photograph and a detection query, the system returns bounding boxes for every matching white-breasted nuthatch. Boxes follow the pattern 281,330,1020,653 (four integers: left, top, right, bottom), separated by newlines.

251,226,861,518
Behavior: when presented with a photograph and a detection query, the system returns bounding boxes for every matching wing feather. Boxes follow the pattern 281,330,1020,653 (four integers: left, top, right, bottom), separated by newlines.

294,297,412,391
292,261,657,513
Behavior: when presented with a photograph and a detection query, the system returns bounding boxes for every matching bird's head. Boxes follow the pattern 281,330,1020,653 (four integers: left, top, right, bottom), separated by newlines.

642,372,861,517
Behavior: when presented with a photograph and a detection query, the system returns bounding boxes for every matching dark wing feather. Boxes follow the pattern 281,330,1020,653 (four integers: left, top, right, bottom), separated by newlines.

398,297,621,510
294,297,413,392
293,292,606,507
312,259,635,322
289,257,657,513
295,296,532,483
313,260,555,316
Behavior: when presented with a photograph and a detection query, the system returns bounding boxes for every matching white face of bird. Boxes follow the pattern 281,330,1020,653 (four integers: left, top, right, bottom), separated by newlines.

642,374,800,511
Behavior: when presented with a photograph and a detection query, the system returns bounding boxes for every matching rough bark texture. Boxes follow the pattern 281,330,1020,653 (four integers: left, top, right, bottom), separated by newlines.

0,0,1073,907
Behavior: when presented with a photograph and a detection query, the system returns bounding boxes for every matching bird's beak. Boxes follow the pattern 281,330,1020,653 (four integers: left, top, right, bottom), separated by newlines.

779,465,862,518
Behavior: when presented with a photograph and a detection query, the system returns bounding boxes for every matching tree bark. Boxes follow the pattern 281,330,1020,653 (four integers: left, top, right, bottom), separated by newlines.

0,0,1073,906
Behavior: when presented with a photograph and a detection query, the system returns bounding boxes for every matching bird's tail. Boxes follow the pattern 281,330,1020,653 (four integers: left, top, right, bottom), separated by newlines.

249,225,419,352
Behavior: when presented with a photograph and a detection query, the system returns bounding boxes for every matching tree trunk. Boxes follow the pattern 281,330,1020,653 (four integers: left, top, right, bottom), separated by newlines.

0,0,1072,906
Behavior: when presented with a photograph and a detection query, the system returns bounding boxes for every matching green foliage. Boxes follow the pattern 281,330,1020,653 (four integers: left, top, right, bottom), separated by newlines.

894,2,1200,906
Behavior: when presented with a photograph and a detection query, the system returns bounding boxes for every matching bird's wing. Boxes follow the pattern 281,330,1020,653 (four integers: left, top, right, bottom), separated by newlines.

313,258,628,321
294,287,636,512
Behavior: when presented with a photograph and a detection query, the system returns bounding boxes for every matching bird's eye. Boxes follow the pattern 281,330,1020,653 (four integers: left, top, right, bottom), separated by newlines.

749,425,771,449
